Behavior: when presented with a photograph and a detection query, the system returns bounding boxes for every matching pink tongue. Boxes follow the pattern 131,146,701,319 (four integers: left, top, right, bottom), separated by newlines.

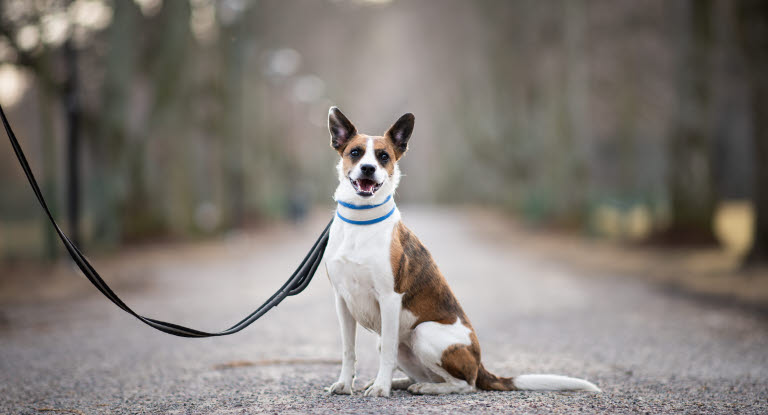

358,180,375,192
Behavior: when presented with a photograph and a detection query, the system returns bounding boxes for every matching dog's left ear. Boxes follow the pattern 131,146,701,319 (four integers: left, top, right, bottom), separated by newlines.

385,113,415,158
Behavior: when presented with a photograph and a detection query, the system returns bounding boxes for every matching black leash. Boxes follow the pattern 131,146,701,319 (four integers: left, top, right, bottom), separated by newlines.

0,103,332,337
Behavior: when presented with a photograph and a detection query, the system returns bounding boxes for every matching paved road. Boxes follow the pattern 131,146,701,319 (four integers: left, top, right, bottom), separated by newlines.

1,207,767,414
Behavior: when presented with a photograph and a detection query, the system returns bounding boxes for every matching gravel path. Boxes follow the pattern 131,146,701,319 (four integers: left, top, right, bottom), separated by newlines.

1,207,766,414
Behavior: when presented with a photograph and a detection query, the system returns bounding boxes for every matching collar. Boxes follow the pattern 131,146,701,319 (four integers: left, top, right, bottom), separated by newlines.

336,194,396,225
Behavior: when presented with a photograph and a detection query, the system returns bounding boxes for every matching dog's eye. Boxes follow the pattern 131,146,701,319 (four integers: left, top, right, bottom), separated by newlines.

350,149,360,157
379,152,389,162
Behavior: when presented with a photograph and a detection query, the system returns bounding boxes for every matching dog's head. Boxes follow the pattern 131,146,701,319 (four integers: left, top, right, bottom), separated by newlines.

328,107,414,202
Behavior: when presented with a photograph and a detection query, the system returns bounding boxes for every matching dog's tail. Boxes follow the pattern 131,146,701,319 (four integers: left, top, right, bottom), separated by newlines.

476,365,600,392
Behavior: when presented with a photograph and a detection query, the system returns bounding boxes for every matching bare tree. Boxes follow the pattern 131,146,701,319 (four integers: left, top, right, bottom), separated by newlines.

738,0,768,266
663,0,717,244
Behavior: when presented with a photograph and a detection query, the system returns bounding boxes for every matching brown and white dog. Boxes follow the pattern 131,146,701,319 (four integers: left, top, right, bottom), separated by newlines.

324,107,600,397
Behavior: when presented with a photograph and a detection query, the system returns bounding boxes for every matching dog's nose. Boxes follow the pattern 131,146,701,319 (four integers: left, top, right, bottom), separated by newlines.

360,164,376,176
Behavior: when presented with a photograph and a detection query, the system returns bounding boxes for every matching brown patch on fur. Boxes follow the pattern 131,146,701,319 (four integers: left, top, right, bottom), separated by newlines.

475,365,517,391
339,135,398,177
390,222,469,326
390,221,516,390
440,342,481,387
372,136,398,175
340,134,369,173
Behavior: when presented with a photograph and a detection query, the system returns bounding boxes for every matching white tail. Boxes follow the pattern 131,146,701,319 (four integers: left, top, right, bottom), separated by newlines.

513,374,601,392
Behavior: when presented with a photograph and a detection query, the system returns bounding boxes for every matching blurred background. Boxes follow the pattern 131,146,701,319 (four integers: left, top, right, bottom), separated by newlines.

0,0,766,271
3,3,768,412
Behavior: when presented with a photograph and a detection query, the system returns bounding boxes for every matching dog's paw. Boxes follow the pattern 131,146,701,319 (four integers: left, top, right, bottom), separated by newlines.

407,383,431,395
391,377,415,390
327,380,353,395
360,377,411,392
363,382,391,397
360,378,375,391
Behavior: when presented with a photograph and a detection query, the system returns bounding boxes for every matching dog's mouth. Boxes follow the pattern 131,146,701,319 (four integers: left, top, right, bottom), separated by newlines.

350,177,382,197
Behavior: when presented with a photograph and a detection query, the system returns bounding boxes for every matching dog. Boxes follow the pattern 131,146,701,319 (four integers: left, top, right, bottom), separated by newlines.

323,107,600,397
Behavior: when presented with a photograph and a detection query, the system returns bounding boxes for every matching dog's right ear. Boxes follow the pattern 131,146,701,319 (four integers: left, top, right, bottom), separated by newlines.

328,107,357,152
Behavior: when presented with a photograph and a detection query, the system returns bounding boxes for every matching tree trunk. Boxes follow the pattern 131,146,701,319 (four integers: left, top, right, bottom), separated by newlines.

220,13,248,229
91,0,141,246
561,0,592,225
662,0,718,245
38,84,58,261
63,39,81,247
147,1,193,236
746,88,768,265
738,0,768,266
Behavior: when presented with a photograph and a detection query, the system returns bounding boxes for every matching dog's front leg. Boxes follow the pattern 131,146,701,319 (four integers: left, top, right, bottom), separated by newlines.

328,293,357,395
364,293,402,397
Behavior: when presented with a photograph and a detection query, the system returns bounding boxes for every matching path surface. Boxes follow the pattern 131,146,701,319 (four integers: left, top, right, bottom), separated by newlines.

1,207,767,414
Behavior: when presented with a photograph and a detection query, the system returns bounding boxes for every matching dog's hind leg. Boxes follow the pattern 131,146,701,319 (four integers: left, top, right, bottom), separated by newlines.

362,343,434,391
407,380,475,395
362,377,413,391
405,347,477,395
396,343,438,385
361,342,418,391
406,320,480,395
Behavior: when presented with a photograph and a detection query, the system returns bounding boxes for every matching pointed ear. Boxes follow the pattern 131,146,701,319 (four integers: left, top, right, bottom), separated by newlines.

328,107,357,152
385,113,415,157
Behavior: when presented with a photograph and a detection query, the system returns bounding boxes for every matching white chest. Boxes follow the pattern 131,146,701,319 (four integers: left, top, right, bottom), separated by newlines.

325,214,399,334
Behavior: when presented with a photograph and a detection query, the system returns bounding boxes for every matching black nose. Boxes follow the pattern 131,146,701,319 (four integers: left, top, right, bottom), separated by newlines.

360,164,376,176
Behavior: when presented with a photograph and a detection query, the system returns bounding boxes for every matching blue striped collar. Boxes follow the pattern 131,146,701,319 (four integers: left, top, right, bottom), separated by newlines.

336,194,396,225
337,194,391,210
336,206,396,225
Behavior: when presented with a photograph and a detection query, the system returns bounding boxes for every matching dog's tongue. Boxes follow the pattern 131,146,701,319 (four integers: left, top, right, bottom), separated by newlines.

357,179,376,192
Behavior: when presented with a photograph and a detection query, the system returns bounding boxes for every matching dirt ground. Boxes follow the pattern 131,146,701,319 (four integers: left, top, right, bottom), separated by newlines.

1,206,767,414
